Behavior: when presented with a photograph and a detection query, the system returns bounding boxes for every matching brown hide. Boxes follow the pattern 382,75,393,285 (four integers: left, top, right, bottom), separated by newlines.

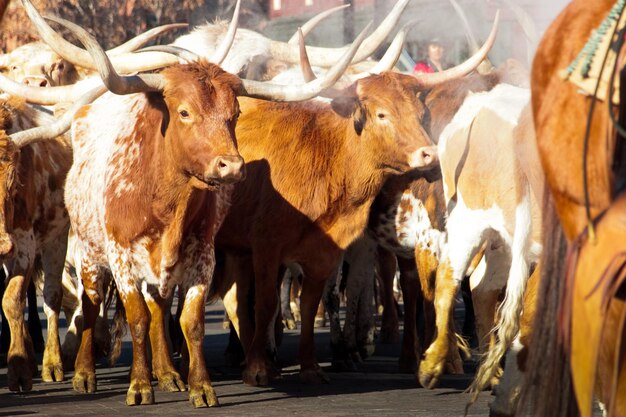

529,1,626,416
532,2,612,240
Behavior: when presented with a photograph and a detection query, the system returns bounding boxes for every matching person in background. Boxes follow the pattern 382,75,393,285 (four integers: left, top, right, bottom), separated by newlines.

413,38,447,74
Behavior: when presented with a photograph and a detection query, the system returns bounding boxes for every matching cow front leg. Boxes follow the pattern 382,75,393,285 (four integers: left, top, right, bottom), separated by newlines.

3,267,36,392
180,283,218,408
299,276,330,384
144,288,185,392
119,288,153,405
418,255,464,389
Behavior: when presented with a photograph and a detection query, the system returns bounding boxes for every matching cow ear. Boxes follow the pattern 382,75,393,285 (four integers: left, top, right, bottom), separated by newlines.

330,84,359,118
331,94,358,118
146,92,169,137
353,106,365,136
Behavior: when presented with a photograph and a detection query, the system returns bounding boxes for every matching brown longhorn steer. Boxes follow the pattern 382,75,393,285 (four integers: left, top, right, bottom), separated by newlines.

215,72,439,386
0,98,71,392
55,8,361,406
0,84,105,393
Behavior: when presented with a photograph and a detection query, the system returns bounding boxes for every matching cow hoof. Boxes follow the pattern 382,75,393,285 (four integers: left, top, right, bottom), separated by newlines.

7,354,35,392
126,381,154,405
283,319,297,330
72,370,97,393
417,369,440,390
189,384,219,408
299,367,330,384
242,367,269,386
157,371,186,392
41,362,64,382
314,317,326,328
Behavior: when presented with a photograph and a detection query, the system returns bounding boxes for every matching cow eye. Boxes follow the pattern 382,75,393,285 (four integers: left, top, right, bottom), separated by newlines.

179,109,190,119
377,113,386,120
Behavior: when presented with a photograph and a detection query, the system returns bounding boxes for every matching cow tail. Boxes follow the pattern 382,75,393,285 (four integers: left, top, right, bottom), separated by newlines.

517,189,580,417
109,283,127,367
468,183,533,403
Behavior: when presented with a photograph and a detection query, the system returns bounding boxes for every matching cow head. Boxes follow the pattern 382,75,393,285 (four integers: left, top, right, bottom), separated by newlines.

331,71,438,174
0,42,80,87
160,61,245,188
0,132,19,257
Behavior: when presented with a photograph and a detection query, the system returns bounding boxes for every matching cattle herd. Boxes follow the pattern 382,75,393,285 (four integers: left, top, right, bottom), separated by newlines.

0,0,624,416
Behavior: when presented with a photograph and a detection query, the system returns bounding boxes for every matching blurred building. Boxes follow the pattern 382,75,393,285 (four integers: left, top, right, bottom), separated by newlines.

262,0,570,69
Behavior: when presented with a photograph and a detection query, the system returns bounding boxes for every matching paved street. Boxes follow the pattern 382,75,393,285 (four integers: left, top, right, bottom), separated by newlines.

0,301,495,417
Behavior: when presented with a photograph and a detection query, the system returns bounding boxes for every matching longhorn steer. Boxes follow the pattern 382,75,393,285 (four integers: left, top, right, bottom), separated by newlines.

417,84,542,397
57,5,361,405
215,71,439,386
0,97,71,391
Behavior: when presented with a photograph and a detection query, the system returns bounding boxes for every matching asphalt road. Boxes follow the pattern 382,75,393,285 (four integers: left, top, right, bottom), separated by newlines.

0,300,500,417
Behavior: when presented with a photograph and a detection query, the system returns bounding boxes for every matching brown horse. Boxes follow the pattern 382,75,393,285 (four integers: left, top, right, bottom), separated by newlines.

523,1,626,416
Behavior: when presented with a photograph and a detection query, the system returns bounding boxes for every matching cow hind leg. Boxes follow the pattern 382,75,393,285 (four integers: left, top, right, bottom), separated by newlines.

299,276,331,384
243,253,281,386
180,283,218,408
27,280,44,354
3,268,36,392
39,243,67,382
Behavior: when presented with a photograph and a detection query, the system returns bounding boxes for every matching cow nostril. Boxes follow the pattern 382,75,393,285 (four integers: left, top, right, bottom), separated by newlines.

218,160,228,170
39,79,47,87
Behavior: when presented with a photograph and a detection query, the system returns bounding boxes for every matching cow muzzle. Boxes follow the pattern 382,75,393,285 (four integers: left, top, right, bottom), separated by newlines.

206,155,246,184
409,145,439,170
22,76,48,87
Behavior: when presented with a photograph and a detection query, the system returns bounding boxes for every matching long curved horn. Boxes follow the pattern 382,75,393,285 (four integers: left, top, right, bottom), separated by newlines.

107,23,189,55
10,85,107,147
238,22,371,101
45,16,166,94
360,20,415,76
298,28,316,83
18,0,180,73
448,0,479,52
300,21,414,86
448,0,494,73
494,0,538,65
0,74,103,105
413,10,500,89
268,0,409,67
287,4,350,45
136,45,200,63
209,0,240,64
